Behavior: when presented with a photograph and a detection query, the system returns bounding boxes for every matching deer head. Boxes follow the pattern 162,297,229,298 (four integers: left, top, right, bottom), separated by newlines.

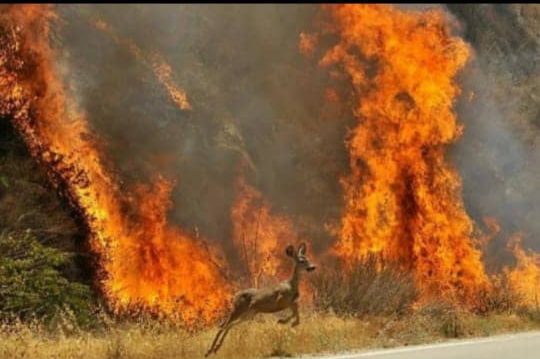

286,243,316,272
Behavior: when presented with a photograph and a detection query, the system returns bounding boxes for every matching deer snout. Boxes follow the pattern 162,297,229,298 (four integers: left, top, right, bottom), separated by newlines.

306,265,316,272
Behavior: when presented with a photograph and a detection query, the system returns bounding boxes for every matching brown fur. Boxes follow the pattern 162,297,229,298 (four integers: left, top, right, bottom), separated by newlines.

205,243,315,357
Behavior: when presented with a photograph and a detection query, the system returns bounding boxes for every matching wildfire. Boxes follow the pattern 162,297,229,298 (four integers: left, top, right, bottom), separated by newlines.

231,175,295,287
91,17,192,111
299,32,318,57
2,4,539,322
309,4,489,303
0,5,228,324
231,174,314,301
504,234,540,308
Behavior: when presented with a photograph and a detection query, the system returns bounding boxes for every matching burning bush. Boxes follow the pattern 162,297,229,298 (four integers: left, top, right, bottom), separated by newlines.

231,174,298,288
311,254,417,317
476,274,522,314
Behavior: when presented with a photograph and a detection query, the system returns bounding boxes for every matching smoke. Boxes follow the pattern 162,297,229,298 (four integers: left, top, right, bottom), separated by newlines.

50,4,351,265
447,4,540,265
43,4,538,272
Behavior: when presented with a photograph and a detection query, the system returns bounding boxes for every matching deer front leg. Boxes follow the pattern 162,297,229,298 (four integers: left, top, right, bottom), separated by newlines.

277,313,293,324
290,302,300,327
277,302,298,324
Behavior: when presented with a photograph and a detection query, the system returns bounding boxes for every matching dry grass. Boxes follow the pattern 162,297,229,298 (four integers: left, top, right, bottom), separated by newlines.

1,308,539,359
0,313,371,359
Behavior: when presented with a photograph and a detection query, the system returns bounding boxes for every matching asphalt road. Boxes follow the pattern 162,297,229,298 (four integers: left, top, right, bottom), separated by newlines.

306,331,540,359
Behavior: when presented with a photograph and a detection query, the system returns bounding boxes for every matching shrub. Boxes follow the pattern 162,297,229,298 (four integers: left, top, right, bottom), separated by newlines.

476,274,522,314
0,230,95,327
311,254,417,317
417,301,468,338
520,306,540,323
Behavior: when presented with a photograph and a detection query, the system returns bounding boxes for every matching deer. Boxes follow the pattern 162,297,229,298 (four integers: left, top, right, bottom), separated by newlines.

205,242,316,357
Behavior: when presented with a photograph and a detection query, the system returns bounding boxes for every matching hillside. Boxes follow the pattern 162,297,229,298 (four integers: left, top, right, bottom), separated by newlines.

1,4,539,359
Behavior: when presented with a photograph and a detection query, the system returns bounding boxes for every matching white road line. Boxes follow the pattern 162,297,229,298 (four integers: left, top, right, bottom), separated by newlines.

305,331,540,359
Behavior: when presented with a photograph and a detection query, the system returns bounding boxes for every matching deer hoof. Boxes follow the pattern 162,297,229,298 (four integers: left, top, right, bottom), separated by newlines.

277,318,288,324
291,321,299,328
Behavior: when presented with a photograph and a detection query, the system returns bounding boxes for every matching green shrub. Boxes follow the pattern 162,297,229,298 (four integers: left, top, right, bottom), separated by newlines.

0,230,95,327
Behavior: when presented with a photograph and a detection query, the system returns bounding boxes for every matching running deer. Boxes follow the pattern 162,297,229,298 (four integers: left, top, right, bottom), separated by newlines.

205,243,316,357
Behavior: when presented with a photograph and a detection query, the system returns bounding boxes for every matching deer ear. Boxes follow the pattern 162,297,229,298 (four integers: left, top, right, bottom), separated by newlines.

298,242,307,256
285,244,295,257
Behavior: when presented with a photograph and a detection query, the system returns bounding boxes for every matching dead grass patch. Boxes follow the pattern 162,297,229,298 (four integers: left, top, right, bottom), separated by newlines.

1,309,539,359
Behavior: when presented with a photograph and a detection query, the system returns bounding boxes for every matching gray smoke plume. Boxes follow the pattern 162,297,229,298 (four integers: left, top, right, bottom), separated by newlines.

49,4,539,269
52,4,350,263
447,4,540,267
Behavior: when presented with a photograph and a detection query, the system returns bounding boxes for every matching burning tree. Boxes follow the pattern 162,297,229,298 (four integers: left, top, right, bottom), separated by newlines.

0,4,230,325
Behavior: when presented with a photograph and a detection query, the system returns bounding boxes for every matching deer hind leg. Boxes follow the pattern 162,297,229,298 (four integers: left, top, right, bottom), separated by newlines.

211,309,254,355
205,325,226,357
205,308,241,357
205,301,252,357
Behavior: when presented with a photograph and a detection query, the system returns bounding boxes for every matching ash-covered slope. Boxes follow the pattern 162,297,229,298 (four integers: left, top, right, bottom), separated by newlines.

53,4,351,259
447,4,540,261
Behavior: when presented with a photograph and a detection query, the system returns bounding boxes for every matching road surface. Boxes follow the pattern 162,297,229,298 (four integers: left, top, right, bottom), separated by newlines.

306,331,540,359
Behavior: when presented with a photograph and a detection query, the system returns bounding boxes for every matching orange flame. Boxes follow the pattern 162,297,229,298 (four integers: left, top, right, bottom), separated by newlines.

4,4,539,320
310,4,488,304
231,174,314,302
504,234,540,308
0,5,228,324
231,175,295,287
91,18,192,111
299,32,318,57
